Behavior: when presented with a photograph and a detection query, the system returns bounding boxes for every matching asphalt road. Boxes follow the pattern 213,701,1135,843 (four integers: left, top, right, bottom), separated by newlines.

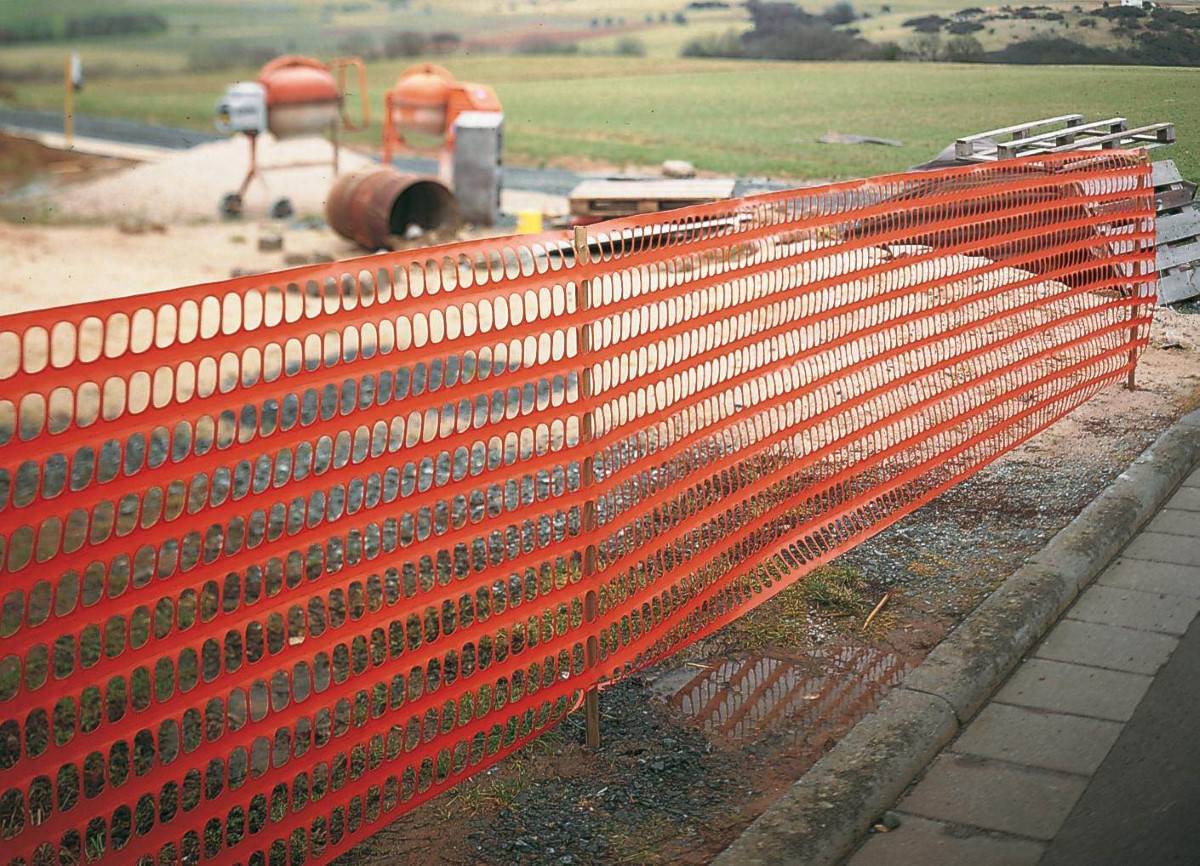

0,106,791,198
1040,612,1200,866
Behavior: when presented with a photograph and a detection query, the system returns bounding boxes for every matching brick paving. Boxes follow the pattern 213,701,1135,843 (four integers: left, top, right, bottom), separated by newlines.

845,466,1200,866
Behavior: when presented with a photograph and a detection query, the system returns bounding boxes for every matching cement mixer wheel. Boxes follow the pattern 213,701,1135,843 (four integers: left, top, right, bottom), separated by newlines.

220,192,244,220
270,197,295,220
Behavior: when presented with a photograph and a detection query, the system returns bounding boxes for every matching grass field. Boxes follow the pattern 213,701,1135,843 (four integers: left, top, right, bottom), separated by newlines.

1,1,1198,182
4,54,1198,182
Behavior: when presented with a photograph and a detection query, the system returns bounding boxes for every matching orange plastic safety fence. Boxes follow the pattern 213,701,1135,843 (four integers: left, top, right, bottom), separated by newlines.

0,152,1154,866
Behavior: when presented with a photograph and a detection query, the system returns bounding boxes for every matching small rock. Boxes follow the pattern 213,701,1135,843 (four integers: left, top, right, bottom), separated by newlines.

404,224,424,240
289,215,326,230
117,218,166,235
258,233,284,252
662,159,696,178
881,811,902,830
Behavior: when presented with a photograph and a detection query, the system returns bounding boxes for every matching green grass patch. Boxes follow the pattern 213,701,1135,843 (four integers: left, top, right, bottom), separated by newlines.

802,566,875,616
3,52,1197,181
725,563,890,649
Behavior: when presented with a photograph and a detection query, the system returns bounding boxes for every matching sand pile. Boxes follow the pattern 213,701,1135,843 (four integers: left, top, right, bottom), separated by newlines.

49,134,375,223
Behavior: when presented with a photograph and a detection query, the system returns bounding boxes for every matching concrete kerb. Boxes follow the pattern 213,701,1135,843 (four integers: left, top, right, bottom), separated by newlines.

714,407,1200,866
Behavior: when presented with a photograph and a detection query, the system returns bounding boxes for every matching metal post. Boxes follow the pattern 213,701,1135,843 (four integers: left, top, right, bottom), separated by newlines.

237,133,259,199
382,92,395,166
574,225,601,750
331,121,340,175
63,55,74,149
1127,216,1149,391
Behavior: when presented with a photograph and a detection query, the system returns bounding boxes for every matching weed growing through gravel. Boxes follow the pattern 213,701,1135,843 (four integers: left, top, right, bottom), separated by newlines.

720,564,892,651
801,566,874,617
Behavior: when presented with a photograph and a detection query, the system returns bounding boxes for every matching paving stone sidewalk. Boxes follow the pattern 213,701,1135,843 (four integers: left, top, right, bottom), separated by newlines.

844,467,1200,866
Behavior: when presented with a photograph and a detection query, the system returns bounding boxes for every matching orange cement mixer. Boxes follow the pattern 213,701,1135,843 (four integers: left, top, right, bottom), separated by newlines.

215,55,369,218
382,63,501,177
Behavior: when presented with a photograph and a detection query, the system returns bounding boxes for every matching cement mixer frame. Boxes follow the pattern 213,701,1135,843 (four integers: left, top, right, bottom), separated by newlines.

218,55,370,219
381,63,501,183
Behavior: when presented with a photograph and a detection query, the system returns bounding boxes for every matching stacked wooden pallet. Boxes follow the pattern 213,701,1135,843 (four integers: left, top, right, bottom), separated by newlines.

949,114,1197,305
953,114,1176,162
1153,160,1200,305
567,177,736,221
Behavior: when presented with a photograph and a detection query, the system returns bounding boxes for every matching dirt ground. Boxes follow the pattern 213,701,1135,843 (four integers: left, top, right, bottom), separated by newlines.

0,133,130,195
0,131,567,310
2,133,1199,865
320,310,1199,866
0,219,366,312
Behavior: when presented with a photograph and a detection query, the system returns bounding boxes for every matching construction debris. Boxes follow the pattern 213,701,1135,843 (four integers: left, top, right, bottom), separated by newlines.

662,159,697,178
1153,160,1200,305
953,114,1175,162
568,177,735,220
862,592,892,632
818,132,903,147
920,114,1198,306
325,166,458,250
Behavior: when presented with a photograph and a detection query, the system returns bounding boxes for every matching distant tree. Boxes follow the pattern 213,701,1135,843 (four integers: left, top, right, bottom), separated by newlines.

943,33,984,59
383,30,427,57
823,2,858,24
429,31,461,52
904,14,950,32
909,31,943,58
515,37,580,54
338,31,381,59
614,36,646,55
681,29,746,56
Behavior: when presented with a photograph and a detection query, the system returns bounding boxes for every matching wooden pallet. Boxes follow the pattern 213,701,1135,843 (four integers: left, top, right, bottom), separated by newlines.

1153,160,1200,305
568,177,736,218
955,115,1176,162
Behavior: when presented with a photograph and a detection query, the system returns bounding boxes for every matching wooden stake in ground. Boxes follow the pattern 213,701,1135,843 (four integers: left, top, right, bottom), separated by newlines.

63,54,74,149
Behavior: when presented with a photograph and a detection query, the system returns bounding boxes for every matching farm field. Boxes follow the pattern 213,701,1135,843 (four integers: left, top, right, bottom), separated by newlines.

3,55,1198,181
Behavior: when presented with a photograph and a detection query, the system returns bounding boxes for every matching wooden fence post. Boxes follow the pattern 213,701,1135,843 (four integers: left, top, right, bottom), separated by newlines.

574,225,602,749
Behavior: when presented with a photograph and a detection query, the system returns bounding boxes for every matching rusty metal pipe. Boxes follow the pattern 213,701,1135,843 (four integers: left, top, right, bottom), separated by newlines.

326,166,459,250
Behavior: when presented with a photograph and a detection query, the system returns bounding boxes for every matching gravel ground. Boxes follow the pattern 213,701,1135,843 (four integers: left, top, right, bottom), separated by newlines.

0,108,795,199
44,133,377,223
333,309,1200,866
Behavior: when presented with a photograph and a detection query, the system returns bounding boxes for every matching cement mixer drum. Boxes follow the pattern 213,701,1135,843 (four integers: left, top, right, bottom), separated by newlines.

257,55,341,138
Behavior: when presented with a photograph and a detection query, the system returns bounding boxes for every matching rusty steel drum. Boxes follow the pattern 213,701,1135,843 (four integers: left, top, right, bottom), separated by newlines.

326,167,458,250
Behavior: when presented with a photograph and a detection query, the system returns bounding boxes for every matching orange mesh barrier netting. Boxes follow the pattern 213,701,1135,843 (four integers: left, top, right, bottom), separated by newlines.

0,152,1154,866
